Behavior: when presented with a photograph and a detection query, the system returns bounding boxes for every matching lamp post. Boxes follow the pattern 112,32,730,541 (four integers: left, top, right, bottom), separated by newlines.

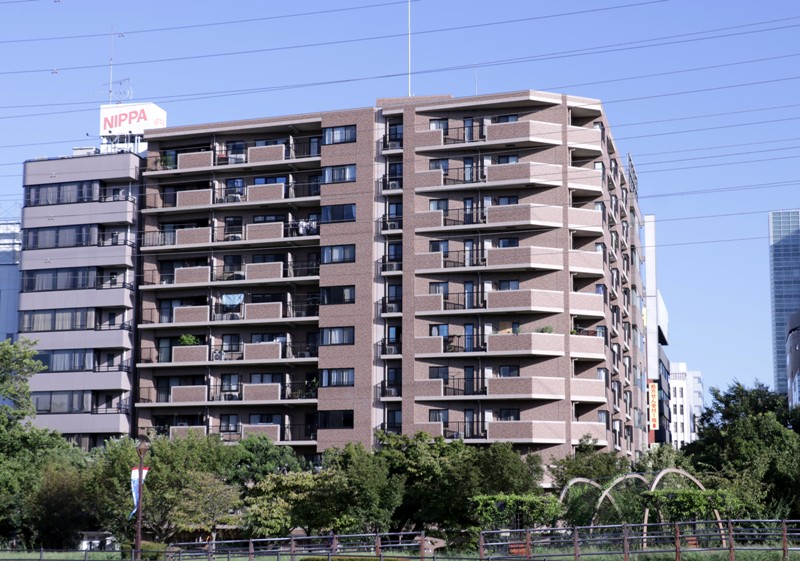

134,435,150,561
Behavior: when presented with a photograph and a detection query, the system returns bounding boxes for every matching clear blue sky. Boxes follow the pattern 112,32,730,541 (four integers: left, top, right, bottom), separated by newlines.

1,0,797,401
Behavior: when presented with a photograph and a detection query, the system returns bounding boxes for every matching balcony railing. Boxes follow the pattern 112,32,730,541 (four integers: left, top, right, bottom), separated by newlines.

442,166,484,186
382,175,403,191
443,124,486,144
380,381,402,397
286,260,321,278
440,291,486,310
381,256,403,272
382,135,403,150
283,381,318,400
91,404,130,415
381,297,403,314
380,214,403,230
443,334,487,353
93,360,132,373
442,208,486,226
380,422,402,435
443,249,487,268
381,339,402,355
286,343,319,359
443,420,487,439
442,377,487,396
208,384,242,402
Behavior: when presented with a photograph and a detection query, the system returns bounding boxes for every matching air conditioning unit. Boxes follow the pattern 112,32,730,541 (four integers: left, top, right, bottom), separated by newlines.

212,351,224,361
385,302,401,313
226,194,242,203
387,180,400,190
226,313,241,321
386,219,401,230
384,344,399,355
384,386,399,397
224,233,242,241
387,141,401,150
384,261,401,272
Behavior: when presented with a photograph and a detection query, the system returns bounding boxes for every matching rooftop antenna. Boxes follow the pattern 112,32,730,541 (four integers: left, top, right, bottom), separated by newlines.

407,0,411,96
108,26,114,103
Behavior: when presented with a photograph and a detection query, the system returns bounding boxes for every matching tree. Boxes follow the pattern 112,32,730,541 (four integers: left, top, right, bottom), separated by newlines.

473,442,544,495
230,435,305,491
245,471,321,537
0,337,45,424
174,471,241,543
549,435,630,489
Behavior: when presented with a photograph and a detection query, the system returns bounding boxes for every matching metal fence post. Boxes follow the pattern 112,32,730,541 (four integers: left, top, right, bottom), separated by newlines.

573,527,580,561
375,533,381,558
727,521,735,561
249,540,254,561
623,524,629,561
783,520,789,561
478,531,485,561
290,537,296,561
419,531,426,561
525,528,532,560
674,523,681,561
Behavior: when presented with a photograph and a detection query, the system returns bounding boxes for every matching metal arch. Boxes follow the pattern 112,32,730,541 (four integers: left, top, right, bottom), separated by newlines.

558,478,604,503
641,468,725,548
590,473,649,526
559,477,624,525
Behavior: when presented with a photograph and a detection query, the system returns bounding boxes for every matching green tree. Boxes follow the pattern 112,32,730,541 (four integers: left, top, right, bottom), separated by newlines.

0,337,46,424
174,471,241,543
245,471,323,537
549,435,630,489
230,435,305,490
474,442,544,495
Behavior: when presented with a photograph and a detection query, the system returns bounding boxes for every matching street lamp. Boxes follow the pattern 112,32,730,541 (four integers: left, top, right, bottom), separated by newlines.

134,435,150,561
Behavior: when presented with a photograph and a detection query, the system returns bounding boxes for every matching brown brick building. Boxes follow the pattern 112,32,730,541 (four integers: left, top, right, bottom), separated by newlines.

135,89,648,460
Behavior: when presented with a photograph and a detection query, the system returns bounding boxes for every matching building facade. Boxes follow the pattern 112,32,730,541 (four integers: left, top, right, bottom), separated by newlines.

769,210,800,395
668,362,703,448
0,221,21,342
643,215,671,446
787,312,800,408
20,150,141,450
135,90,649,459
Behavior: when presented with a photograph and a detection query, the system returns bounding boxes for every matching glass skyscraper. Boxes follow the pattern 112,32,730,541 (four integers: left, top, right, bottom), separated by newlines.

769,210,800,394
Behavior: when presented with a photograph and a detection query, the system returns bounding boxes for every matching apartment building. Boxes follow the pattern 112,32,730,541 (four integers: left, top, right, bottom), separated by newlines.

133,90,648,459
20,150,141,450
668,362,703,448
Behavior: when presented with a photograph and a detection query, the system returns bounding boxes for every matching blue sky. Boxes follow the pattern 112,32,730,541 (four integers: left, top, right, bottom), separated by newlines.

1,0,797,400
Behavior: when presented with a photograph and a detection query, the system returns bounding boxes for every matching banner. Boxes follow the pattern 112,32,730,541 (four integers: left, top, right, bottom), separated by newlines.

129,466,150,519
648,383,659,431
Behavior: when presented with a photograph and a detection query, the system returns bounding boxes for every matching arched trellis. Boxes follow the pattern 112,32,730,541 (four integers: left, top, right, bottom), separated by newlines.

641,467,726,548
590,473,649,526
558,477,624,522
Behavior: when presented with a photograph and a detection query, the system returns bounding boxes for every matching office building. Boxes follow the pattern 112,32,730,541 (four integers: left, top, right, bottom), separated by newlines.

135,89,649,459
668,362,703,448
787,312,800,407
769,210,800,394
644,215,671,446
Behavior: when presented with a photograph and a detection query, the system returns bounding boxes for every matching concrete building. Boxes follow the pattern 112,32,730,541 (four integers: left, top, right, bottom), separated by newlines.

668,362,703,448
135,90,649,459
786,312,800,407
20,150,141,450
0,221,21,342
644,215,671,446
769,210,800,395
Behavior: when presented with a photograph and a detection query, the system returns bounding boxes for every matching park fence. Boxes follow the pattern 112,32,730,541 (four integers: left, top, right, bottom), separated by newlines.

3,521,800,561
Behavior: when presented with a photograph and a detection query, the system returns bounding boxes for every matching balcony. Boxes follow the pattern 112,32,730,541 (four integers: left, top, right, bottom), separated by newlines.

486,420,565,443
379,381,402,398
379,422,403,435
569,333,607,359
382,136,403,151
380,256,403,273
380,339,402,356
571,421,608,445
382,175,403,191
569,250,605,276
414,332,565,357
414,377,487,398
380,214,404,232
381,297,403,314
569,292,605,317
485,376,565,400
570,378,607,403
419,421,487,440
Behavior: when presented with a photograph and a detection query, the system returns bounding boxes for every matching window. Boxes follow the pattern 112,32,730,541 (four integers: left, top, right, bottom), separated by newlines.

497,155,519,164
499,365,520,377
321,204,356,223
429,282,449,297
25,181,98,207
23,267,98,292
320,327,355,345
20,308,94,332
321,244,355,264
497,195,518,205
251,373,282,384
430,324,449,337
320,285,355,305
320,368,355,387
254,175,289,185
220,414,239,432
494,114,519,123
322,164,356,183
429,409,449,424
498,237,519,248
429,199,449,212
24,225,94,249
429,159,449,173
318,410,354,429
429,240,449,256
35,349,92,372
429,118,449,134
249,413,280,425
322,125,356,144
498,409,520,421
598,410,609,428
221,374,239,392
222,334,241,352
388,162,403,179
498,280,520,291
429,366,449,381
253,214,285,223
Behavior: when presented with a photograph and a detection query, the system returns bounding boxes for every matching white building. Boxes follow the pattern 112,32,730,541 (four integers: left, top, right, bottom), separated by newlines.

668,362,704,448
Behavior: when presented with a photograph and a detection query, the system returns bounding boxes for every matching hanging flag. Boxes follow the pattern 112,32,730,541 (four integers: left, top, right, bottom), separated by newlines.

129,466,150,519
